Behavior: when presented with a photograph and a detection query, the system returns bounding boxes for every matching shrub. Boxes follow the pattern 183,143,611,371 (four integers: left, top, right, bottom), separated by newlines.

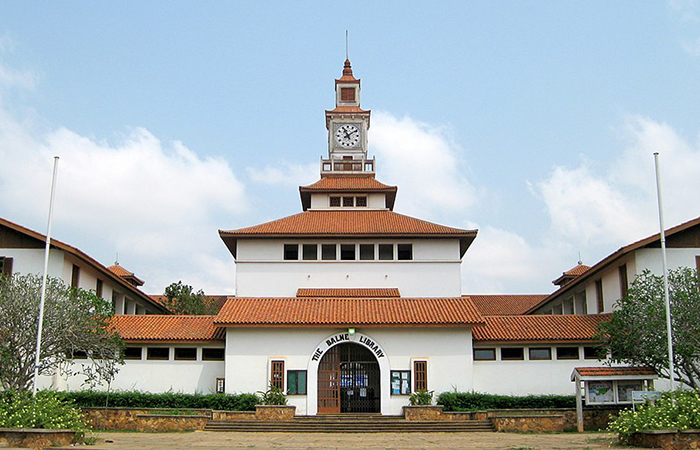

437,391,576,411
55,390,258,411
409,389,434,406
257,385,287,406
0,391,89,434
608,390,700,441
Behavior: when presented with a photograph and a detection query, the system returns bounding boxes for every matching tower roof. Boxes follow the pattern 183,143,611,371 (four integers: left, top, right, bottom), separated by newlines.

299,175,397,210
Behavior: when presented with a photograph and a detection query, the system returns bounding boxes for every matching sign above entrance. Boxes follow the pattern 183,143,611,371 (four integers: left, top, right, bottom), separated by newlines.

311,332,386,363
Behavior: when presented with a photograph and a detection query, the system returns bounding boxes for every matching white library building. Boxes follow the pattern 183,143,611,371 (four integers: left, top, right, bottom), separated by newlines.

3,59,699,415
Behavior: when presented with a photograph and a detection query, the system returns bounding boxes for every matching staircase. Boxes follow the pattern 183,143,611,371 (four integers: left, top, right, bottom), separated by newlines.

204,414,495,433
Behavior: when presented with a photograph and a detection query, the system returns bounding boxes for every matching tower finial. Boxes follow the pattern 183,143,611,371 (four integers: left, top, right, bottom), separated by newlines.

345,30,349,60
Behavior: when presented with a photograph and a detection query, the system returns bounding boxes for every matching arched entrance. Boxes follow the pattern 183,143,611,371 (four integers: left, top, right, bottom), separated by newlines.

318,343,380,413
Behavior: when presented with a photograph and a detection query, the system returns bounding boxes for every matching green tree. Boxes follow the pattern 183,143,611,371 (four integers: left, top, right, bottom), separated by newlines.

163,281,218,315
0,273,124,391
596,267,700,389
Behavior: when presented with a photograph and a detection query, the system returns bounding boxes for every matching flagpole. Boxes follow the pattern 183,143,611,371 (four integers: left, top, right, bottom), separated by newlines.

653,152,675,392
32,156,60,396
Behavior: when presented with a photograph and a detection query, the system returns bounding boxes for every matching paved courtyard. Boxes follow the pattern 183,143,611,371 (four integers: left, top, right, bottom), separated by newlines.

75,431,647,450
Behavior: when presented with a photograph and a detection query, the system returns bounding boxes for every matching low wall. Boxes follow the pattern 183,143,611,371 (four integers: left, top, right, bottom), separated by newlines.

629,429,700,450
212,410,257,421
491,415,565,432
134,414,209,432
83,407,212,431
403,406,444,421
255,405,296,421
0,428,77,448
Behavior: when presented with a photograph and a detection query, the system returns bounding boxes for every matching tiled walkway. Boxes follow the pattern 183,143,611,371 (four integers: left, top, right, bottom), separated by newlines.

73,431,645,450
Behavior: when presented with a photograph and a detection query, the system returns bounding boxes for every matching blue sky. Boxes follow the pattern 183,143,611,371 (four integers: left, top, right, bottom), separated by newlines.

1,1,699,295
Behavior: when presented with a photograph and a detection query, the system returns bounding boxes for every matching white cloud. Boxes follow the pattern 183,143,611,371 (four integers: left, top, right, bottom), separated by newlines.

246,161,317,186
0,107,248,294
370,111,478,220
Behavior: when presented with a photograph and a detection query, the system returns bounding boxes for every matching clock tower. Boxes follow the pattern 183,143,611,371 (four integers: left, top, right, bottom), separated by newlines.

323,59,372,174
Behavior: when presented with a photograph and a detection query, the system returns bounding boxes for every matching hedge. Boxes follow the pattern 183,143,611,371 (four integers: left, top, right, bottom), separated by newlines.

437,391,576,411
54,391,259,411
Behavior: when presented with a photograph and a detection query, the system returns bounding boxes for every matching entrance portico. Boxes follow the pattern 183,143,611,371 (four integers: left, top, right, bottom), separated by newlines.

307,332,391,415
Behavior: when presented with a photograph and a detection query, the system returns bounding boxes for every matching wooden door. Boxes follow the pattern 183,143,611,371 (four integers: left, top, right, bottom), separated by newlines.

317,346,340,413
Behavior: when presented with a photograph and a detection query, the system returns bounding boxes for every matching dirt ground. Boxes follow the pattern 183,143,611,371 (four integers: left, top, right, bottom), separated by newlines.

68,431,650,450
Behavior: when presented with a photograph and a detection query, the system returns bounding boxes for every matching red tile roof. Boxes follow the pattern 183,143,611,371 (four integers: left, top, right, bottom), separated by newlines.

467,295,548,316
297,288,400,298
0,217,168,313
107,264,145,287
219,210,477,258
299,176,397,211
573,367,657,377
214,297,484,327
565,264,591,276
472,314,609,342
111,315,225,341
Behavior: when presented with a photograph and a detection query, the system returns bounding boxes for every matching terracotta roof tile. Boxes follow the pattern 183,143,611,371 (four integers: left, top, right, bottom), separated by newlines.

111,315,225,341
301,177,395,192
108,264,133,277
573,367,657,377
297,288,400,298
565,264,591,276
220,210,475,237
472,314,610,342
214,297,484,327
467,295,548,316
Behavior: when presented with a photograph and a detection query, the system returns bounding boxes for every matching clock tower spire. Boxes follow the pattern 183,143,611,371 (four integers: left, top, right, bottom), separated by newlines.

323,59,373,175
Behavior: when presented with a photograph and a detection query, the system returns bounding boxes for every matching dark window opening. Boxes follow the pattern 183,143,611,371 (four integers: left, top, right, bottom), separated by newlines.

583,346,600,360
321,244,337,260
96,279,103,298
287,370,307,395
473,348,496,361
340,244,355,260
340,87,355,102
0,257,13,276
284,244,299,260
343,196,354,207
355,196,367,207
556,347,580,360
271,360,284,389
330,196,341,207
378,244,393,260
397,244,413,260
174,348,197,361
413,361,427,391
359,244,374,260
124,347,142,360
302,244,318,260
619,264,629,298
501,347,524,360
202,348,224,361
529,348,552,360
147,347,169,360
391,370,411,395
71,264,80,288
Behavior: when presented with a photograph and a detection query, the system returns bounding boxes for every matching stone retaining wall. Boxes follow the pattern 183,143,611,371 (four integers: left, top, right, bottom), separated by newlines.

255,405,296,421
134,414,209,432
491,415,565,433
629,429,700,450
0,428,77,448
212,410,257,421
83,407,212,431
403,406,444,421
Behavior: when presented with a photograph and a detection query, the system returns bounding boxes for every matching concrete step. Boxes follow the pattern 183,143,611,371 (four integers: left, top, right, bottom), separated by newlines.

203,419,495,433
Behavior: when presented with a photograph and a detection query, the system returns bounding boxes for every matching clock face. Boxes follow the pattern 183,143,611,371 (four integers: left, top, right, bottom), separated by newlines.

335,124,361,148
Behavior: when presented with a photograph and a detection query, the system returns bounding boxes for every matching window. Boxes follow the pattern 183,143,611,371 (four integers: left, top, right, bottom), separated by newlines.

340,244,355,260
174,348,197,361
71,264,80,288
287,370,307,395
473,348,496,361
501,348,524,360
302,244,318,261
124,347,142,360
397,244,413,260
359,244,374,260
595,279,604,313
0,257,13,276
413,361,427,391
529,348,552,360
340,87,355,102
556,346,580,360
95,279,103,298
378,244,393,260
111,291,118,313
343,196,354,207
147,347,170,360
123,299,129,315
321,244,337,260
284,244,299,260
619,264,628,298
202,348,225,361
271,360,285,390
216,378,225,394
355,196,367,207
391,370,411,395
552,304,563,315
583,346,600,360
696,255,700,271
330,196,341,207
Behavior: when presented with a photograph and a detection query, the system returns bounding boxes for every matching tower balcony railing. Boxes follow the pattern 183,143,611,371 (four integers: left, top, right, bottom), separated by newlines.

320,157,375,175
